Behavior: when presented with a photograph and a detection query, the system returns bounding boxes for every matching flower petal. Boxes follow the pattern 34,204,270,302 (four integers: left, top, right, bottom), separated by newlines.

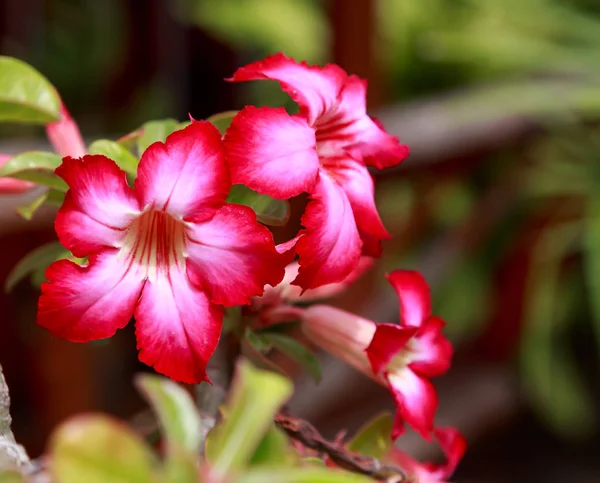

293,172,362,289
223,106,320,199
185,204,287,306
55,155,140,257
409,316,453,378
386,270,431,328
230,53,347,125
365,323,418,374
37,250,144,342
386,370,438,440
134,266,223,384
45,101,86,158
423,428,467,480
324,155,390,243
135,121,229,220
336,77,409,169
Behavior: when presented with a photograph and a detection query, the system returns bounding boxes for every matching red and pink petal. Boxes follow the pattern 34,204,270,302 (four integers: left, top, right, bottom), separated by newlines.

135,121,229,220
134,265,223,384
293,172,362,289
37,250,145,342
422,428,467,480
223,106,320,199
185,204,287,306
386,270,432,328
365,323,418,374
45,101,86,158
409,316,453,378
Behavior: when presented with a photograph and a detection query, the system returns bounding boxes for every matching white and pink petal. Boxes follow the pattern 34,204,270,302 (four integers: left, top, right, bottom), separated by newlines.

365,323,417,374
409,316,453,378
223,106,320,199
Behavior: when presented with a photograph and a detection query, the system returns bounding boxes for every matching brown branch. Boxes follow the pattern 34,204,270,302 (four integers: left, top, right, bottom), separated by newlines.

274,411,413,483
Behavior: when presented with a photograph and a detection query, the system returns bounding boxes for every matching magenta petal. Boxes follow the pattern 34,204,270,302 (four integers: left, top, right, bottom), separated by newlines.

423,428,468,480
230,53,347,125
224,106,320,199
365,323,418,374
134,266,223,384
37,250,144,342
55,155,140,258
293,172,362,289
409,316,453,378
0,154,34,193
45,101,86,158
386,270,432,328
135,121,229,220
386,370,438,441
185,204,288,306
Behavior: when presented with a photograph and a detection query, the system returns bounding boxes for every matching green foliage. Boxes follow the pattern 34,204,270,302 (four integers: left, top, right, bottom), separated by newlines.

4,241,70,293
206,110,238,135
236,468,371,483
50,415,158,483
347,413,394,459
227,184,290,226
16,189,64,220
0,151,66,191
0,471,24,483
88,139,139,175
136,119,180,155
0,56,61,123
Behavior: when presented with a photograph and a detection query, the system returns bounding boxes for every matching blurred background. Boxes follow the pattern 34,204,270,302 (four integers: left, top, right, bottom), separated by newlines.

3,0,600,481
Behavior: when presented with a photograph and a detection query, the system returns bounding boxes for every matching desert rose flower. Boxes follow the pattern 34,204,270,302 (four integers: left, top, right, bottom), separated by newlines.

386,427,466,483
224,54,409,289
300,270,452,439
37,121,289,383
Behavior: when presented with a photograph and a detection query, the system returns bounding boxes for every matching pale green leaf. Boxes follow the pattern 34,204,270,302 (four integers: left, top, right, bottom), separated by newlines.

0,471,24,483
227,184,290,226
347,412,394,459
50,414,156,483
249,426,296,467
0,56,61,123
4,241,69,292
89,139,139,175
236,468,371,483
206,110,237,135
0,151,66,191
137,119,180,154
258,332,321,382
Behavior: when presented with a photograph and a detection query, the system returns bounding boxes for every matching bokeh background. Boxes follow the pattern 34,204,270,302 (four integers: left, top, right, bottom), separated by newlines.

3,1,600,481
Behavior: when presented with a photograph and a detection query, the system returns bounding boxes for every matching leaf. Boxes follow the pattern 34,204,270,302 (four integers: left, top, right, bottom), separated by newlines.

88,139,139,175
136,119,180,154
584,194,600,360
206,110,237,135
250,426,296,467
15,188,63,220
0,151,66,191
206,359,292,473
117,128,144,151
258,331,322,382
236,468,371,483
0,56,61,123
50,414,156,483
135,375,200,482
227,184,290,226
346,412,394,459
0,471,24,483
4,241,69,292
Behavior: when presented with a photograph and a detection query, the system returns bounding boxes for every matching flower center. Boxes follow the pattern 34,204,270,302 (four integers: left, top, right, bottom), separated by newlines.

118,210,187,281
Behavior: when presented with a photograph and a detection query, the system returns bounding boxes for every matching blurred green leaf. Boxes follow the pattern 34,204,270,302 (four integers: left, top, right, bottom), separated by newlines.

258,332,322,383
0,151,66,191
206,110,237,135
137,119,180,154
250,426,296,467
227,184,290,226
4,241,69,293
0,56,61,123
50,414,156,483
207,359,292,473
347,412,394,459
236,468,371,483
89,139,139,175
0,471,24,483
584,194,600,355
521,223,595,438
117,128,144,152
16,188,64,220
135,375,200,483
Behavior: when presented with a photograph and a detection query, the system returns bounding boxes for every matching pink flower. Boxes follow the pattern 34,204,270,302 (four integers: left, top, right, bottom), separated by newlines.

223,54,409,290
37,121,289,383
386,427,466,483
1,100,85,194
300,270,452,440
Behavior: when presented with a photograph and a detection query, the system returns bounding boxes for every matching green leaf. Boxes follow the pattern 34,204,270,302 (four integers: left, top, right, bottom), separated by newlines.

15,188,63,220
584,194,600,361
4,241,69,292
206,110,237,135
89,139,139,175
136,119,180,154
347,412,394,459
207,359,292,473
117,128,144,152
258,331,322,383
0,151,66,191
135,375,200,483
50,414,156,483
236,468,371,483
250,426,296,467
0,471,24,483
0,56,61,123
227,184,290,226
